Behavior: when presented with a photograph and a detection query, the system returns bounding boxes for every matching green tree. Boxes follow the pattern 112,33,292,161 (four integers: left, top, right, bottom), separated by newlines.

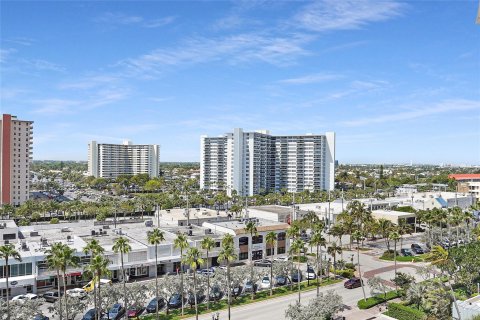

147,228,165,320
82,240,105,319
389,230,400,289
309,230,326,297
290,238,306,303
245,220,258,300
218,238,237,320
183,247,204,320
200,237,215,310
265,231,277,296
0,244,22,320
327,242,342,279
84,255,111,320
352,231,367,302
112,236,131,319
174,234,189,316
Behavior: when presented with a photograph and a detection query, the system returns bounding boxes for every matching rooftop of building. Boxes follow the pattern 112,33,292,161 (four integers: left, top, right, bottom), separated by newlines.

371,209,416,218
158,207,232,223
204,218,289,235
448,174,480,180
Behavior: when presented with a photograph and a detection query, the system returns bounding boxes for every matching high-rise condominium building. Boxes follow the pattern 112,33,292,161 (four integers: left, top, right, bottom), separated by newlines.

88,140,160,179
200,128,335,196
0,114,34,205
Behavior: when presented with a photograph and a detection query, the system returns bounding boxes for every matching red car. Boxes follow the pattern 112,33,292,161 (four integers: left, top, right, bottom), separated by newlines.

344,278,363,289
127,306,144,319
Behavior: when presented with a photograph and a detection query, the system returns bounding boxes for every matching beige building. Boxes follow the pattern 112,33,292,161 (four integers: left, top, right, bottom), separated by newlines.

0,114,33,206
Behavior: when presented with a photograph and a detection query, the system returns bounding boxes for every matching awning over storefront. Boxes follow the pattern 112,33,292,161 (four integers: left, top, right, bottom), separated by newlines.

0,274,36,289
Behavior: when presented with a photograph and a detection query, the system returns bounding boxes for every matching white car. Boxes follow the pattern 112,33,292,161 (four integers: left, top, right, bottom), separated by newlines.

273,256,288,262
260,276,271,289
12,293,38,303
66,288,87,299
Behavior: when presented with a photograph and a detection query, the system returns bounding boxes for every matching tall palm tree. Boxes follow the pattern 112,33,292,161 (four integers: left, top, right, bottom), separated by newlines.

327,242,342,279
173,233,189,316
45,243,66,320
245,220,258,300
425,245,462,320
112,237,131,319
289,238,305,303
265,231,277,296
352,231,367,302
147,228,165,320
200,236,215,310
59,244,80,320
84,255,111,320
221,233,234,248
183,247,204,320
389,230,400,287
309,230,326,297
218,240,237,320
0,244,22,320
286,222,300,291
83,240,106,320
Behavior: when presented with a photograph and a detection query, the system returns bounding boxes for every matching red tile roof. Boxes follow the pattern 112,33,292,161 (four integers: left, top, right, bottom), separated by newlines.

448,174,480,180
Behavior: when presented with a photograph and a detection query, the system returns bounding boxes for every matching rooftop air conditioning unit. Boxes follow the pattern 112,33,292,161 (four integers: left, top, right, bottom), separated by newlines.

30,231,39,237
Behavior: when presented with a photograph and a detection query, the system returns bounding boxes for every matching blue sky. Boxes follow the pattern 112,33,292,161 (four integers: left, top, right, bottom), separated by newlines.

1,0,479,164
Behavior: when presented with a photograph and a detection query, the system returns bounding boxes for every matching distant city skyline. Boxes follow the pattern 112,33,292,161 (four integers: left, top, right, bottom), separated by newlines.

1,1,479,164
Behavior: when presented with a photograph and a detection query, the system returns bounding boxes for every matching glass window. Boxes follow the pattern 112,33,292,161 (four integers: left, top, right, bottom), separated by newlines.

10,264,18,277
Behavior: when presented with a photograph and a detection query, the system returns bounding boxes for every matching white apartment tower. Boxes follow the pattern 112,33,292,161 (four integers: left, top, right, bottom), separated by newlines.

0,114,34,206
201,129,335,196
88,140,160,179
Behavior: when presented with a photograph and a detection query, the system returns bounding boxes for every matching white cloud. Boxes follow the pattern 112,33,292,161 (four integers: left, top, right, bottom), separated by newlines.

294,0,405,32
341,99,480,127
95,12,175,28
278,73,343,84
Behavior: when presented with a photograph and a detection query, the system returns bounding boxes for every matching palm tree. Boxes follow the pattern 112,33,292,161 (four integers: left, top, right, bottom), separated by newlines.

218,240,237,320
59,244,80,320
183,247,204,320
84,255,111,320
289,238,305,303
200,237,215,310
265,231,277,296
45,243,66,320
389,230,400,288
245,220,258,300
83,240,106,320
425,245,462,320
352,231,367,302
112,236,131,319
0,244,22,320
286,222,300,291
327,242,342,279
309,230,326,297
174,233,189,316
147,228,165,320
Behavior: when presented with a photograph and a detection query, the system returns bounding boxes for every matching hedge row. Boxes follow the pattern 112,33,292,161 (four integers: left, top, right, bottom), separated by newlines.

357,290,401,309
385,302,427,320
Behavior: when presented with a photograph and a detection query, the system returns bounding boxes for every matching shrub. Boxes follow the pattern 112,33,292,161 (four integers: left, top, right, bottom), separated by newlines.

381,250,397,260
50,218,60,224
357,290,402,309
385,302,427,320
345,263,356,270
335,269,354,278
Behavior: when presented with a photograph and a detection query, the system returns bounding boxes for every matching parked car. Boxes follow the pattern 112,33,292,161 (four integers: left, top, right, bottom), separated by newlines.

231,285,243,297
274,275,290,287
208,286,224,301
82,309,103,320
411,243,424,254
197,268,215,277
187,292,206,305
291,271,303,283
42,291,61,303
32,316,49,320
145,297,165,313
253,259,272,268
102,303,125,320
66,288,87,299
260,276,271,289
127,306,145,318
12,293,38,303
306,266,317,280
273,256,288,262
243,280,258,294
344,278,363,289
168,294,184,309
400,248,413,256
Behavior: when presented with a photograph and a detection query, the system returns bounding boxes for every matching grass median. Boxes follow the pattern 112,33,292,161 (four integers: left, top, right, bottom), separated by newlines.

140,278,342,319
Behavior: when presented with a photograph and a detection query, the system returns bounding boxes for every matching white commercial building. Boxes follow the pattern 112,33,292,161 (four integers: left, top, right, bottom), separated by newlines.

200,128,335,196
88,140,160,179
0,114,33,206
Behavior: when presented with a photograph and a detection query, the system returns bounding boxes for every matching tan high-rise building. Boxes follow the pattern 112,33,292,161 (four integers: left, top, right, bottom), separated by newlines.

0,114,34,205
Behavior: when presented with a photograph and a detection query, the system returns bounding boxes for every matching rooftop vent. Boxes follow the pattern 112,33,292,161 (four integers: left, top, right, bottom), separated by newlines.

30,231,39,237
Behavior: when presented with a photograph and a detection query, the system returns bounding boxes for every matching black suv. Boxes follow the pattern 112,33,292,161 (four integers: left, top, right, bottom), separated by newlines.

145,297,165,313
411,243,424,254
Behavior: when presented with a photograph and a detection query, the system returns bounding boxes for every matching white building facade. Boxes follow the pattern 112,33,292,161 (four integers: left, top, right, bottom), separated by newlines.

88,140,160,179
201,128,335,196
0,114,33,206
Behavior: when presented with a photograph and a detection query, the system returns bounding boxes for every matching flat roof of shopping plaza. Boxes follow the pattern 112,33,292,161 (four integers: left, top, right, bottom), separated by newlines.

204,218,289,235
158,207,231,222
